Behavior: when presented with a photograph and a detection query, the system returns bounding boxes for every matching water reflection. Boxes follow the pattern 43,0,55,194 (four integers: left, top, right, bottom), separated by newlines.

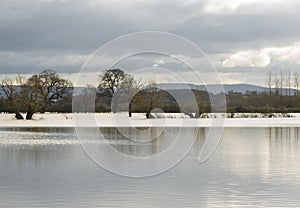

268,128,300,184
0,127,300,207
101,127,192,157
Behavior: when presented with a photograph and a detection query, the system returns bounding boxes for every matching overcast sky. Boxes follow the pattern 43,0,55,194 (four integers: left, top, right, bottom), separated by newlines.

1,0,300,86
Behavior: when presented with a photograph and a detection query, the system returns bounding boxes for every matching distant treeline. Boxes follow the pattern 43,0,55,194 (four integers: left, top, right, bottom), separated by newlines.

56,88,300,114
227,90,300,114
3,85,300,115
73,88,212,116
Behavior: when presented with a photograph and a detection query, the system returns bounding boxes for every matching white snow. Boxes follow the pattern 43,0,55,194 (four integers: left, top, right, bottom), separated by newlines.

1,112,300,127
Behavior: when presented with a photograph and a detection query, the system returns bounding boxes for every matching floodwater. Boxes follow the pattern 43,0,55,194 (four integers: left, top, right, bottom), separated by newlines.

0,127,300,207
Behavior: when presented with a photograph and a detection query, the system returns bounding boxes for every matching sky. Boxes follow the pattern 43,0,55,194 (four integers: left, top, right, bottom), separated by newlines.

0,0,300,86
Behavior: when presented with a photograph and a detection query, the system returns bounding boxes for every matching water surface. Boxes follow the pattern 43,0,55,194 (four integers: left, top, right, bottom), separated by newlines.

0,127,300,207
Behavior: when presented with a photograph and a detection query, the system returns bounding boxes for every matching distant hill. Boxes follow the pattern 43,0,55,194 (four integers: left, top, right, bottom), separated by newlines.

209,84,268,94
157,83,268,94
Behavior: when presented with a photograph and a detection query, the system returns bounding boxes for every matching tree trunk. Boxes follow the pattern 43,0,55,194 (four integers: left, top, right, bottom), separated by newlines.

15,112,24,120
128,102,132,117
184,113,194,118
26,105,35,120
112,103,116,113
195,112,201,118
146,112,154,119
40,106,46,114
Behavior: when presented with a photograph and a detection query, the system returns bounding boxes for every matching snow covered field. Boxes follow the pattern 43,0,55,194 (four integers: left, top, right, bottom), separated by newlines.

0,113,300,127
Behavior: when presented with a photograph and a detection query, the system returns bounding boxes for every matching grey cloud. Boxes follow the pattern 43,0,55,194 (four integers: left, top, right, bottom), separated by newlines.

173,1,300,53
0,0,201,52
0,50,87,74
0,1,129,51
1,0,299,53
1,0,300,86
1,0,298,53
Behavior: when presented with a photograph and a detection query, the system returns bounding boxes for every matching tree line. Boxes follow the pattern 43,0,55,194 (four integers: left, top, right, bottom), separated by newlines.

227,71,300,115
1,69,300,119
73,68,211,118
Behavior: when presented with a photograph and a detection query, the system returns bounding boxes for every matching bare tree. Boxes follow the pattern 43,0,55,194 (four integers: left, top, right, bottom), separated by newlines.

22,74,43,119
98,69,127,113
98,69,126,96
98,69,144,116
294,72,299,96
37,70,73,113
75,84,97,112
287,71,291,96
279,71,284,99
274,74,280,96
0,76,24,119
144,82,165,119
24,70,73,119
266,71,272,106
283,71,291,96
1,71,73,120
116,75,143,117
0,78,14,101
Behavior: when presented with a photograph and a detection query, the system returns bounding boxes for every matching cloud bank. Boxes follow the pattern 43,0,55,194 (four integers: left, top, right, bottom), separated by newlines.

0,0,299,86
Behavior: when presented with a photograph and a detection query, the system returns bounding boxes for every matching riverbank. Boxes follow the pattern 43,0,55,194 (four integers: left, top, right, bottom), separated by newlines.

1,113,300,127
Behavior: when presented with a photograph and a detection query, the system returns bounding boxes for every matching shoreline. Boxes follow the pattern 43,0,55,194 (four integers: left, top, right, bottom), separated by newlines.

1,113,300,128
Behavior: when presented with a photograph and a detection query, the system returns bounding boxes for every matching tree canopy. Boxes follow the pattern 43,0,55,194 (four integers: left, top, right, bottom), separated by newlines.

98,68,126,96
0,70,73,119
